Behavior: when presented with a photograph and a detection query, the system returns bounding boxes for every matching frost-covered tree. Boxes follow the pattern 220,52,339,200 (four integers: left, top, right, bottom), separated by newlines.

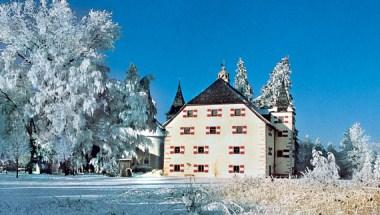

337,123,374,179
234,58,253,101
374,155,380,180
0,0,119,170
0,109,29,178
346,123,371,173
302,149,339,183
92,64,157,175
255,57,292,108
353,150,374,182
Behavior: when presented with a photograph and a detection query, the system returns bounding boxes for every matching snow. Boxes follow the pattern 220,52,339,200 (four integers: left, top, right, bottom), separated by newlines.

0,173,221,215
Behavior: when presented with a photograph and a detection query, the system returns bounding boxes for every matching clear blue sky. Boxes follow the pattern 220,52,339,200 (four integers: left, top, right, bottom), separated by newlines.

9,0,380,145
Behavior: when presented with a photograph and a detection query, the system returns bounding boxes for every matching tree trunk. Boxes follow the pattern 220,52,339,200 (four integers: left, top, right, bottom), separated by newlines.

26,119,37,174
16,158,19,179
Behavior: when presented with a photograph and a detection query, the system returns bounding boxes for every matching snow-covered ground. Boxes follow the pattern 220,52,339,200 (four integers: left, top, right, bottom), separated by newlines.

0,173,221,215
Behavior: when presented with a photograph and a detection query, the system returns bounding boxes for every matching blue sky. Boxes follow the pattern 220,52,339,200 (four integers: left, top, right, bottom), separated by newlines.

10,0,380,145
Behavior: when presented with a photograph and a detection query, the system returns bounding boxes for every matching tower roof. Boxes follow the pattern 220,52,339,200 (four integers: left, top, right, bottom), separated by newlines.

166,82,185,119
275,79,291,111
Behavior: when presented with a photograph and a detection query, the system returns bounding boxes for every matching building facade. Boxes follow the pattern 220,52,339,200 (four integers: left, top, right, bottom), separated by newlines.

163,66,296,177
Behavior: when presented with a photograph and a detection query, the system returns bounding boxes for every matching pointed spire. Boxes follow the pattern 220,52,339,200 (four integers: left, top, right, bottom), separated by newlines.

217,63,230,83
166,81,185,120
275,79,290,112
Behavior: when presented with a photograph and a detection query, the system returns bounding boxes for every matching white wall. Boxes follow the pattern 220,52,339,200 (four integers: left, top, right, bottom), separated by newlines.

164,104,269,178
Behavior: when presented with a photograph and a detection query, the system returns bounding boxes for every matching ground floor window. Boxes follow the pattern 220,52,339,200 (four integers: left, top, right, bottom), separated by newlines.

233,165,240,173
174,165,181,172
198,165,205,172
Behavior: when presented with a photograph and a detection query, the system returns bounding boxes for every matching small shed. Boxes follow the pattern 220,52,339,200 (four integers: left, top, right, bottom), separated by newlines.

118,158,132,177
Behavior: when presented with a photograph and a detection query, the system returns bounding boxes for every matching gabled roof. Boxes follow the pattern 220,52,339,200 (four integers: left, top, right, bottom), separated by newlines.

164,78,276,128
188,79,247,105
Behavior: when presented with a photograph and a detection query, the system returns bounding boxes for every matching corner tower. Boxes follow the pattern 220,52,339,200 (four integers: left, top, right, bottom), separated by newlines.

269,79,296,176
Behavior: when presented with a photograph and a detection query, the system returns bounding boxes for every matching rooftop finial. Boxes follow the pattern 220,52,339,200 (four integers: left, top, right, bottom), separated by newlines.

217,62,229,83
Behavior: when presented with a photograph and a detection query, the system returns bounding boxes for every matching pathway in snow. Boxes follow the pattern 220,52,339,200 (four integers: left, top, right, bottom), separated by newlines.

0,173,216,215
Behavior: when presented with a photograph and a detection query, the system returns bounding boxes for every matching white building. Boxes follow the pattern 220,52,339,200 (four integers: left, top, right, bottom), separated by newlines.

163,66,296,177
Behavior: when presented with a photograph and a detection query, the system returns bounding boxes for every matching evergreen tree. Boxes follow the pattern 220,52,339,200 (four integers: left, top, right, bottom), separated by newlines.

295,135,315,173
93,64,157,175
234,58,253,101
255,57,292,108
353,150,374,182
374,155,380,179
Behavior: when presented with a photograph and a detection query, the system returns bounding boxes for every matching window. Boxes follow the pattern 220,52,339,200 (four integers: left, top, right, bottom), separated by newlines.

229,146,244,154
197,165,205,172
194,164,209,173
181,127,194,135
229,165,244,173
277,149,290,158
233,147,240,154
174,165,181,172
187,110,194,117
209,126,216,134
278,130,288,137
206,126,220,135
275,116,289,123
183,109,197,118
174,147,181,154
207,108,222,117
198,146,205,153
232,126,247,134
268,147,273,156
144,158,149,164
233,165,240,173
234,109,241,116
193,146,209,154
237,127,243,133
184,127,191,134
230,108,246,117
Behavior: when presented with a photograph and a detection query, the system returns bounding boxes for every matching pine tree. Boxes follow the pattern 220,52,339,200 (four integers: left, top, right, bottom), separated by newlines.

353,150,374,182
234,58,253,102
374,155,380,179
255,57,292,108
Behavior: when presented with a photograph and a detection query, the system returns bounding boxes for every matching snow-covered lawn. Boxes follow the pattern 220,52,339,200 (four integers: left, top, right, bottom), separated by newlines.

0,173,217,215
